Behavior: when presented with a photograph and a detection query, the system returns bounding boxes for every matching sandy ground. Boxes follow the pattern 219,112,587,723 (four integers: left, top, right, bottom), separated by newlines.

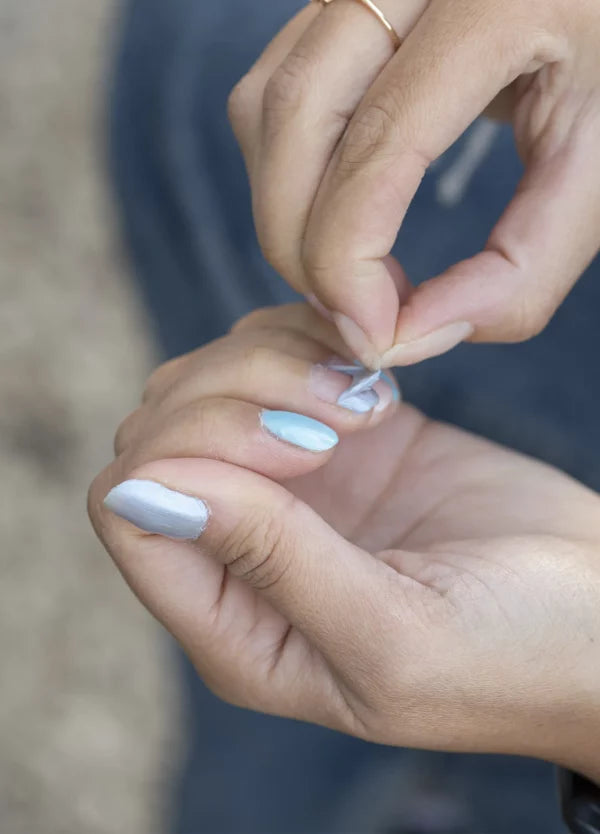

0,1,179,832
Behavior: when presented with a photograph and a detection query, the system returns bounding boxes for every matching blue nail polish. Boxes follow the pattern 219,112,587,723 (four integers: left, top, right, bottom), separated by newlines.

380,371,400,402
261,411,339,452
104,479,209,540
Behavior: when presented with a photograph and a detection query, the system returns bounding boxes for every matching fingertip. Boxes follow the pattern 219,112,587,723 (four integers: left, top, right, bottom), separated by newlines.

381,321,474,367
322,258,409,367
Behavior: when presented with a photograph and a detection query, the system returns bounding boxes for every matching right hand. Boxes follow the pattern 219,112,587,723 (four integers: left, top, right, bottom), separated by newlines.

228,0,600,368
89,303,600,782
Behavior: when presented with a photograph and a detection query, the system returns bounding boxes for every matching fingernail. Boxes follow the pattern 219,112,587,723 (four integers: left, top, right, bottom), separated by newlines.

381,322,473,367
337,369,382,413
329,360,399,412
332,313,380,370
310,362,380,414
261,410,339,452
104,479,209,540
341,369,381,397
306,294,333,322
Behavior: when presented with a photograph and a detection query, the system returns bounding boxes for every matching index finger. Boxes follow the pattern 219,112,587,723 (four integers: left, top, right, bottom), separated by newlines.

302,0,562,366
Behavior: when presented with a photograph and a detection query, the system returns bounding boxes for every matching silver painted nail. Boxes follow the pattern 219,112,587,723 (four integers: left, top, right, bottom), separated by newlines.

104,479,209,541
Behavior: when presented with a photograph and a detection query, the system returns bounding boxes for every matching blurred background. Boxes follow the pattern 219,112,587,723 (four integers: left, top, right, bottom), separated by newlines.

0,1,179,831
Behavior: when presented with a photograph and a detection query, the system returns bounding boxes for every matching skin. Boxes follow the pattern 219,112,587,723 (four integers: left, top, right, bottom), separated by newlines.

89,304,600,783
227,0,600,367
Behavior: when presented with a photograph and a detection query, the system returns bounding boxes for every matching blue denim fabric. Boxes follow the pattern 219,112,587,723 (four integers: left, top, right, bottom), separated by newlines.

109,1,599,830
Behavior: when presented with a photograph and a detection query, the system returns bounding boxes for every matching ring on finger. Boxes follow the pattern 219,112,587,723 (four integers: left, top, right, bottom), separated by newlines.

311,0,402,49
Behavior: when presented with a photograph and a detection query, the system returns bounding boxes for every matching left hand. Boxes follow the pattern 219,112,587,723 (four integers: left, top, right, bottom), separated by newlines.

228,0,600,367
89,304,600,781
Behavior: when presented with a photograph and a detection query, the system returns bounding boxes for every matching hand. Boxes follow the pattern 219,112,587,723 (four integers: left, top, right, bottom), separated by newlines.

228,0,600,367
89,304,600,781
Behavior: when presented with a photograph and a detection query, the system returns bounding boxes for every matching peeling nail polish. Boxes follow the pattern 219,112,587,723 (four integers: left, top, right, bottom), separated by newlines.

340,370,381,398
311,362,381,414
337,388,379,413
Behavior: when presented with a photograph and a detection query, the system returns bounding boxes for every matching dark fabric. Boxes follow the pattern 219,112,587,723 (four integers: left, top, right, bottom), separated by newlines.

560,770,600,834
109,0,600,830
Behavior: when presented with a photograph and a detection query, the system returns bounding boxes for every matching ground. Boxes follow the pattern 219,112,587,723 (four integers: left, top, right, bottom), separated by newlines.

0,2,178,832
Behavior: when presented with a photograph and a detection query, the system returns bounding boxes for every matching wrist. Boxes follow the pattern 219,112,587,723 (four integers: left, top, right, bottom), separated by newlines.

546,570,600,785
518,664,600,784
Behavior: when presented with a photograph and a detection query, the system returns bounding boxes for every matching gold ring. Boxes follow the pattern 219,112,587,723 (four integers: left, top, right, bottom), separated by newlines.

311,0,402,50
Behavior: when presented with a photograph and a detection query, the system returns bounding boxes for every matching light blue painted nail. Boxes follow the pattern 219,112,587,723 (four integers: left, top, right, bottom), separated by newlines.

381,371,400,402
104,479,209,540
261,411,338,452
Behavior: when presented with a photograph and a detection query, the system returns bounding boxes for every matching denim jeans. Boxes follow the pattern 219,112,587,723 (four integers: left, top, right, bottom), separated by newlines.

109,1,599,830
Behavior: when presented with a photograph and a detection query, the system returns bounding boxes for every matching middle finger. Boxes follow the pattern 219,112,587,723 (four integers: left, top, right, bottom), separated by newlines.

248,0,428,291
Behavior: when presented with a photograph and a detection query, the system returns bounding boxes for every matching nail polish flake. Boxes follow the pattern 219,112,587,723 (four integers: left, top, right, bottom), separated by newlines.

325,360,388,411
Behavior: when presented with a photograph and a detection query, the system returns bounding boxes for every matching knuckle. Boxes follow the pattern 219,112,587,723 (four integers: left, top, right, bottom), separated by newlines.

499,287,554,341
227,71,257,133
511,299,552,340
483,251,560,342
229,307,271,334
338,98,400,172
232,304,300,335
113,408,142,456
142,356,182,403
239,342,280,378
254,223,294,279
221,496,295,592
262,49,313,121
174,398,218,448
230,304,303,336
300,239,349,289
142,369,163,403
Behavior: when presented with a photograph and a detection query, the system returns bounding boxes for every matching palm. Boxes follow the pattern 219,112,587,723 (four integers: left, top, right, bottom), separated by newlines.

287,404,590,553
215,404,598,708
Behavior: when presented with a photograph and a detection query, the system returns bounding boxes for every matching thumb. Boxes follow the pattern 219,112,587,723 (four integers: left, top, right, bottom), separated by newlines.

384,125,600,363
93,456,384,697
